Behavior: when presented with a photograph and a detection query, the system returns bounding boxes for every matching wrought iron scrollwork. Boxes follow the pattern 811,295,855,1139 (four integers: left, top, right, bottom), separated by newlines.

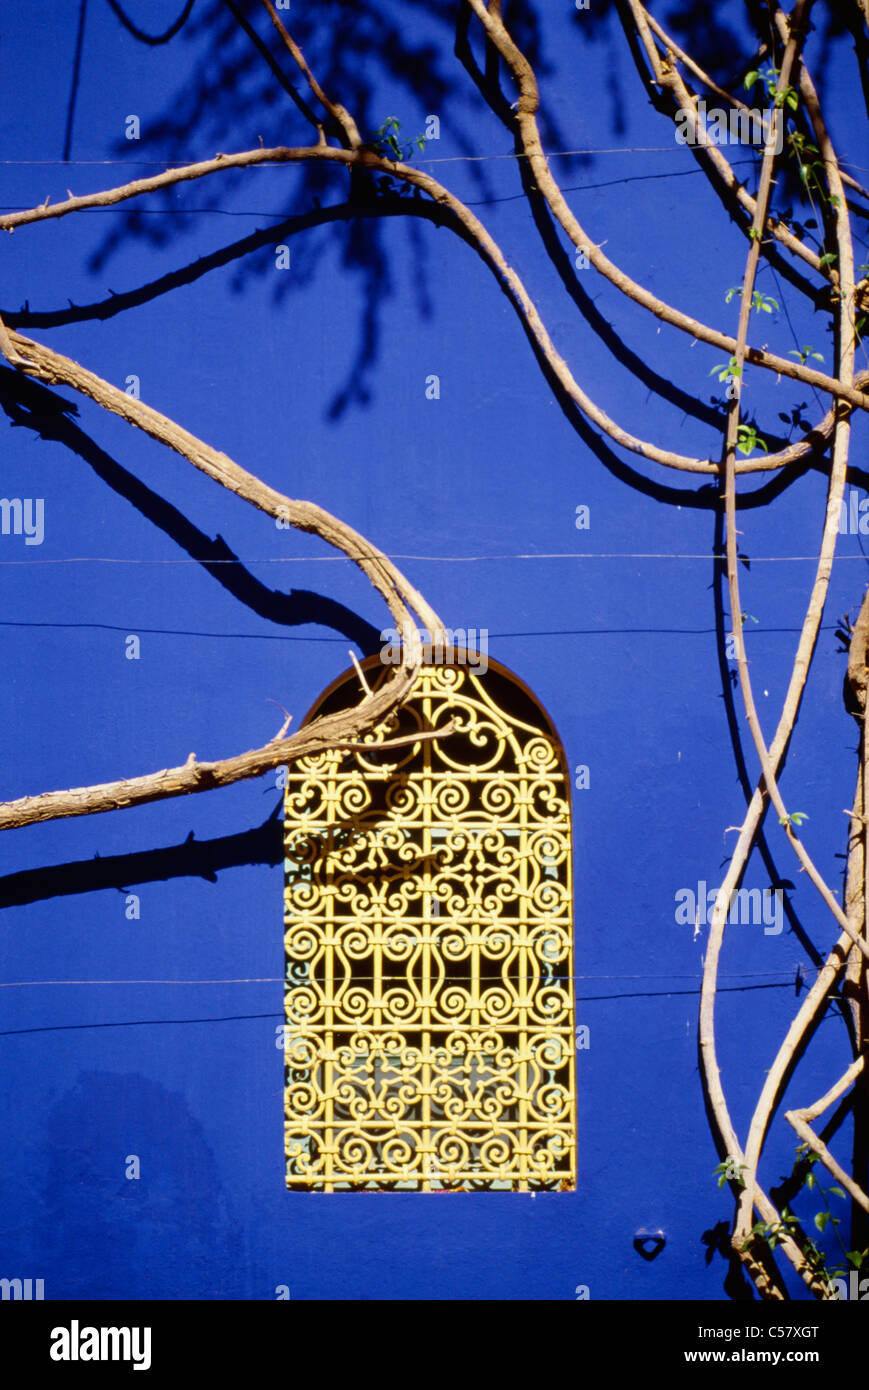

284,657,576,1191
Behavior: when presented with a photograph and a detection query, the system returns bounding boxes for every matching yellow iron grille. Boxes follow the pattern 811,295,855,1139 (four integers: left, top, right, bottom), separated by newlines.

283,656,575,1191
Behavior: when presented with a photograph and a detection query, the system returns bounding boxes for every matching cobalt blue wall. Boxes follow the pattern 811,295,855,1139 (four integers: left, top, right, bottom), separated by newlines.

0,0,866,1299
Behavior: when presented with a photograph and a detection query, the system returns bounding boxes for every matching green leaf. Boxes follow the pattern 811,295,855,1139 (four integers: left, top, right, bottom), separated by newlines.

744,70,760,89
710,357,741,382
750,291,778,315
818,252,837,269
814,1210,830,1232
806,1171,816,1191
829,1186,847,1200
714,1158,746,1188
736,424,768,456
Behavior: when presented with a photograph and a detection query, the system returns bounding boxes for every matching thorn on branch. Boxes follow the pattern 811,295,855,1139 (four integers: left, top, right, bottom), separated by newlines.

350,650,374,700
267,698,293,740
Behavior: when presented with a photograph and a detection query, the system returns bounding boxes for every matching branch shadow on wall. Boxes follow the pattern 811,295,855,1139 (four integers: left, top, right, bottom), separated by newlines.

0,367,380,906
0,367,381,651
64,0,582,421
0,801,284,911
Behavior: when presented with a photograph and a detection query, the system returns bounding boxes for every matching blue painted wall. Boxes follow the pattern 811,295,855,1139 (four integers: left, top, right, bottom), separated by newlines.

0,0,865,1300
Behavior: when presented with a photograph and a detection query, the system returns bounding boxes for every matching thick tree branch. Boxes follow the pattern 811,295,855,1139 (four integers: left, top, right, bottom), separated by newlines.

463,0,869,414
2,143,866,417
0,715,458,833
638,4,869,226
258,0,362,148
785,1060,869,1216
0,343,449,830
0,331,442,639
730,13,862,1274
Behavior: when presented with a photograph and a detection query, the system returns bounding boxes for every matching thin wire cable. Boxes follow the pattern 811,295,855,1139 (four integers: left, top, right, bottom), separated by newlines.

0,553,865,565
0,620,836,639
0,970,819,988
0,148,865,171
0,147,764,167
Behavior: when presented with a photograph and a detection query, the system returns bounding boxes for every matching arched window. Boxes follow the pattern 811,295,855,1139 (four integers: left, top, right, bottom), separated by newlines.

283,651,575,1191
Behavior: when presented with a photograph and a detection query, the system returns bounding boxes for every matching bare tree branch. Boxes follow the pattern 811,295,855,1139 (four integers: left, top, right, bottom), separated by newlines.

0,716,457,833
258,0,362,148
786,1060,869,1216
2,144,866,417
730,18,861,1275
463,0,869,413
0,342,449,831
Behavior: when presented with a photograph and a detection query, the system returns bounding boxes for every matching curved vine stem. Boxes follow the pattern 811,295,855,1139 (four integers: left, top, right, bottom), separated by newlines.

730,17,860,1269
2,162,866,420
462,0,868,412
692,0,848,1296
0,336,446,829
785,1059,869,1216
